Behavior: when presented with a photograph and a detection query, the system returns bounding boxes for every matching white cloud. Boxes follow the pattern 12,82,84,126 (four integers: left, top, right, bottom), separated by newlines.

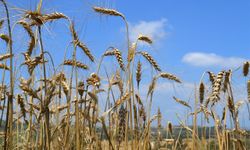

129,18,168,44
182,52,246,68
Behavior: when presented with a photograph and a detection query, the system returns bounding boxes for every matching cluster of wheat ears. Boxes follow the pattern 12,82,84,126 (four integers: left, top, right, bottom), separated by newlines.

0,0,249,150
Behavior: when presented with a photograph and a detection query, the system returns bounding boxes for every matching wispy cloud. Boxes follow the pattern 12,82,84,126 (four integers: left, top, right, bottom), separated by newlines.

182,52,246,68
128,18,169,44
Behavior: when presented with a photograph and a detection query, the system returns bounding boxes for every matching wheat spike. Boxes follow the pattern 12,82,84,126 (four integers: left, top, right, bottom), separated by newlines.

138,51,161,72
247,80,250,103
167,121,173,135
209,71,225,105
70,23,94,62
0,20,4,29
0,53,13,61
43,12,68,21
77,42,95,62
18,20,35,55
221,107,226,122
77,81,85,97
63,59,88,70
114,92,130,109
227,96,235,118
223,70,231,92
103,50,115,56
61,81,69,96
93,6,125,20
173,96,191,109
207,71,216,84
139,105,146,126
243,61,249,77
127,43,136,62
103,48,125,71
19,78,39,99
87,73,101,87
138,34,153,44
0,63,10,70
199,82,205,104
0,34,11,44
24,11,44,26
17,94,27,121
115,70,124,95
135,94,142,105
117,105,126,144
136,61,142,88
158,72,181,83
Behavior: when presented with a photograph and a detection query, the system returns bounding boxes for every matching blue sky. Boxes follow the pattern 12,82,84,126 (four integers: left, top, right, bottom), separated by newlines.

1,0,250,127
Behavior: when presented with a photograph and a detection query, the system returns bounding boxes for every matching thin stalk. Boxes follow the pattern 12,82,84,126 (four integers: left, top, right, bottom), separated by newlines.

1,0,14,149
38,26,50,150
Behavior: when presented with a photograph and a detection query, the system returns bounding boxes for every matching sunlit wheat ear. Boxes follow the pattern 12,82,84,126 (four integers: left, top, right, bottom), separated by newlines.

209,71,225,105
127,42,136,63
103,48,125,71
0,33,11,44
136,60,142,88
115,70,124,95
0,53,12,61
114,92,130,108
17,94,27,121
138,51,161,72
61,81,69,96
243,61,249,76
235,100,244,116
93,6,125,20
227,96,235,117
18,20,35,56
70,23,95,62
117,105,126,145
247,80,250,103
87,73,101,87
138,34,153,44
0,20,4,29
199,82,205,104
24,11,43,25
19,77,39,99
158,72,181,83
147,77,157,96
223,70,232,92
78,42,95,62
139,105,146,125
0,63,10,70
63,59,88,70
207,71,216,84
173,96,191,109
43,12,68,22
77,81,85,97
167,121,173,135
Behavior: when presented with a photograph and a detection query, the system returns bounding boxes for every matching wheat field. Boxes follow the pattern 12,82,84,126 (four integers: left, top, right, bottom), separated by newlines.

0,0,249,150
